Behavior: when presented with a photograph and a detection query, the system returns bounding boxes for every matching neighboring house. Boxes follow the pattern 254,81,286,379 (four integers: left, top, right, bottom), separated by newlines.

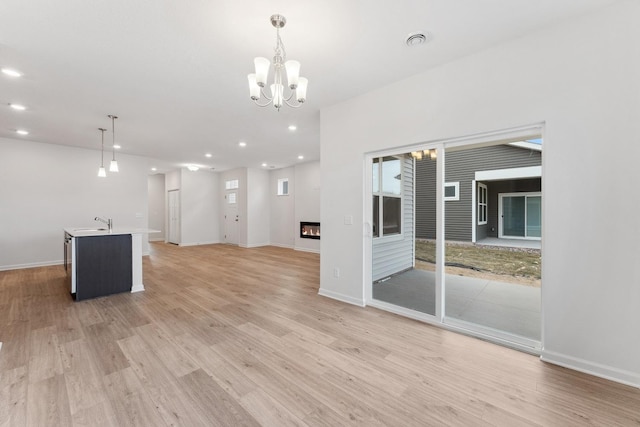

415,142,542,243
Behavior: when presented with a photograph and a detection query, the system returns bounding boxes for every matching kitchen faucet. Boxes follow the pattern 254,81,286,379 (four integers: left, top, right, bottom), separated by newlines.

95,216,113,231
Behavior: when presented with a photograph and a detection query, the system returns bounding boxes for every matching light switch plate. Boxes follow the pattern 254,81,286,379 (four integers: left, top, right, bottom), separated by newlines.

344,215,353,225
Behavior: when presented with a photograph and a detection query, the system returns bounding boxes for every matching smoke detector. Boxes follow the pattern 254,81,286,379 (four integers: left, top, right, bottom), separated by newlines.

406,32,429,47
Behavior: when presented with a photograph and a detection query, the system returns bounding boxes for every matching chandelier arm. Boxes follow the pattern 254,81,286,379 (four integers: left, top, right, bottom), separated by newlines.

283,98,303,108
253,99,273,108
260,87,273,101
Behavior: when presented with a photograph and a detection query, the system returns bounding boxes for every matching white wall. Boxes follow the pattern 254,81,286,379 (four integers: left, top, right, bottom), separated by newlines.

179,169,220,246
246,168,270,247
270,167,295,248
320,1,640,387
294,162,321,253
148,174,165,241
0,138,150,269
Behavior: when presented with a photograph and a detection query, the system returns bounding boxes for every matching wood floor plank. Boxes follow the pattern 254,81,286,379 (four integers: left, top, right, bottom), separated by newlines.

1,242,639,426
69,401,118,427
0,365,28,426
240,388,308,427
27,326,63,383
82,322,130,376
60,339,107,416
177,368,260,427
26,374,72,426
0,320,30,372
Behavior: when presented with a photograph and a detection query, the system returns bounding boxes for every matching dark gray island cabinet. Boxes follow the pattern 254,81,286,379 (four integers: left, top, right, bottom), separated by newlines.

64,228,158,301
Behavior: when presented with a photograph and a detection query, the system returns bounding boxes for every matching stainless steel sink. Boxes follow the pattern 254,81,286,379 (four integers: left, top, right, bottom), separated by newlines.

73,228,107,232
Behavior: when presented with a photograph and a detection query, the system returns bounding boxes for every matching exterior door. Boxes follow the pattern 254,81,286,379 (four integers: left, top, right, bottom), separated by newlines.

224,191,238,244
168,190,180,244
499,192,541,239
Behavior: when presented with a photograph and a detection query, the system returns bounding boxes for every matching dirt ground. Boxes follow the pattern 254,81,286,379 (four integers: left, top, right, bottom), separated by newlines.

415,259,541,287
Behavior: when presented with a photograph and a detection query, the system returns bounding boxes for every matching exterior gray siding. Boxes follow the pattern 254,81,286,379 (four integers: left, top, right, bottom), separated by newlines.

415,144,541,241
415,157,436,240
372,156,414,281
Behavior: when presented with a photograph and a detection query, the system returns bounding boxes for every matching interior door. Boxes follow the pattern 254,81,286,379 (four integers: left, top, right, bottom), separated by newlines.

168,189,180,244
224,191,238,244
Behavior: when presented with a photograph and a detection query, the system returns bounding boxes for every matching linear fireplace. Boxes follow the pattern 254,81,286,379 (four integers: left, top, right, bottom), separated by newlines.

300,222,320,239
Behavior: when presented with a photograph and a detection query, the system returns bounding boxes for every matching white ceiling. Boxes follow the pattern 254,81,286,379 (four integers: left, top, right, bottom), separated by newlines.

0,0,620,173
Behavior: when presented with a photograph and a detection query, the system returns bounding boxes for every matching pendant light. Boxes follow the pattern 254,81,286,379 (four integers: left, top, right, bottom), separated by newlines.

98,128,107,177
108,114,119,172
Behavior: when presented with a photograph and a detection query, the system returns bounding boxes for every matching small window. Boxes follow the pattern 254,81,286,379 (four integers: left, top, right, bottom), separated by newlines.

225,179,239,190
277,178,289,196
372,156,402,238
227,192,237,204
444,182,459,201
478,183,488,225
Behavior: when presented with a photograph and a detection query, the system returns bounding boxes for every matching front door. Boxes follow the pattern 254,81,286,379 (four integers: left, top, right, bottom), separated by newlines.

224,191,238,244
499,192,541,239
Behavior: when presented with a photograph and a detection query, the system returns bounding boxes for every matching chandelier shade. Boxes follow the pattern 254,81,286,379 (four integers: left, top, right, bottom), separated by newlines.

247,14,308,110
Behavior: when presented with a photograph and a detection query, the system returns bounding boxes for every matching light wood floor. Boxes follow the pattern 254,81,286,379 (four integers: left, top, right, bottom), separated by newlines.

1,243,639,426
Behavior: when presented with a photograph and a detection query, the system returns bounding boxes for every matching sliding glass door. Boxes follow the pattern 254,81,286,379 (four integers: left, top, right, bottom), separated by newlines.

500,193,541,239
368,131,543,351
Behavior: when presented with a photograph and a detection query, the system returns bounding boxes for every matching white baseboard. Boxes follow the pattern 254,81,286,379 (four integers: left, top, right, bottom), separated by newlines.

131,284,145,293
318,288,365,307
295,246,320,254
541,350,640,389
239,242,270,248
0,260,63,271
178,240,221,247
270,243,294,249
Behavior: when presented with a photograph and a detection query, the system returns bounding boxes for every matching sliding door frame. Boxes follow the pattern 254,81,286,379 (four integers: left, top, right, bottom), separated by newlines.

363,122,545,354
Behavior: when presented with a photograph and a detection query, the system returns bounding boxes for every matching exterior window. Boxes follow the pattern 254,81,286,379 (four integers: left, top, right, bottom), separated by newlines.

478,183,488,225
227,192,237,204
277,178,289,196
372,156,402,238
444,182,459,201
225,179,239,190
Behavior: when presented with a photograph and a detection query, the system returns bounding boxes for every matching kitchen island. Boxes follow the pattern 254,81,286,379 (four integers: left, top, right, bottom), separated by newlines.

64,227,159,301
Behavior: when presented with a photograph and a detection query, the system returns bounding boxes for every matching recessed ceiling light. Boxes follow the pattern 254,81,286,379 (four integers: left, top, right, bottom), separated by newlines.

9,103,26,111
238,141,247,147
113,144,121,149
298,155,304,160
288,125,297,131
406,32,429,47
16,129,29,135
187,164,199,171
205,153,212,158
261,163,267,167
1,68,22,77
151,167,157,171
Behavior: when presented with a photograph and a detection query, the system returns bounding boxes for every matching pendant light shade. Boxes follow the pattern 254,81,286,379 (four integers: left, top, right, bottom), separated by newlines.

108,115,119,172
98,128,107,177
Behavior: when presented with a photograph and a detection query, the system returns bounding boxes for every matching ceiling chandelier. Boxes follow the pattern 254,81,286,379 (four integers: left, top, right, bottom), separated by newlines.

247,14,308,111
411,149,437,160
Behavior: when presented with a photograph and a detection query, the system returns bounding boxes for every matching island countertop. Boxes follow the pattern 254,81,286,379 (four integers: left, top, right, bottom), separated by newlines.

64,227,161,237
